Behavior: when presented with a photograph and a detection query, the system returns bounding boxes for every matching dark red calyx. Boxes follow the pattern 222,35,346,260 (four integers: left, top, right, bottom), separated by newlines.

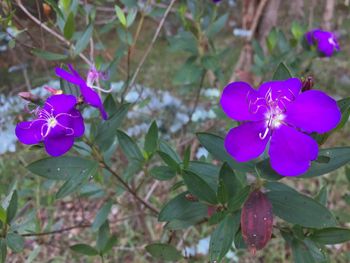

301,76,314,92
241,190,273,255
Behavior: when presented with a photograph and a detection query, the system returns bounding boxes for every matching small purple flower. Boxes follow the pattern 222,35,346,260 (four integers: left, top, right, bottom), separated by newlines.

15,94,84,157
55,64,108,120
220,78,341,176
305,29,340,57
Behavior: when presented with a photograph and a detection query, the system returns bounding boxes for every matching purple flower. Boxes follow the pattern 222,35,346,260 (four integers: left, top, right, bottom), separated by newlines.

305,29,340,57
220,78,341,176
15,94,84,157
55,64,108,120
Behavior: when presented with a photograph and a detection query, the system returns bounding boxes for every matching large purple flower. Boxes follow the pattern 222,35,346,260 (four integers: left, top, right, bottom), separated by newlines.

55,64,108,120
220,78,341,176
305,29,340,57
16,94,84,157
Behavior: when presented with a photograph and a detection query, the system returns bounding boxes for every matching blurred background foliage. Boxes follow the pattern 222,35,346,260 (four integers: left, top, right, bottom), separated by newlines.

0,0,350,262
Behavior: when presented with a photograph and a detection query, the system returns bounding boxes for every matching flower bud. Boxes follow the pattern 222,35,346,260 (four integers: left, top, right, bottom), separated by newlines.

44,86,63,95
18,92,40,103
241,190,273,255
301,76,314,92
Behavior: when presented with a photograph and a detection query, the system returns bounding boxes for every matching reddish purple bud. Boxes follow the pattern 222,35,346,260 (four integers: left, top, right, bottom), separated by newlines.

185,193,198,202
301,76,314,92
207,205,216,217
241,190,273,255
18,92,40,103
44,86,63,95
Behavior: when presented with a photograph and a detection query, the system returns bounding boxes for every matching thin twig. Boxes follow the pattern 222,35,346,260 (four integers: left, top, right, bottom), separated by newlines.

16,0,92,66
21,224,91,237
101,162,159,215
125,0,177,96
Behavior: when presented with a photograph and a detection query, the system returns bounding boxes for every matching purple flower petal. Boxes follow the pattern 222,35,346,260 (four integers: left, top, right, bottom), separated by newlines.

224,121,269,162
56,109,85,137
258,78,302,102
44,94,77,114
285,90,341,133
305,31,314,45
15,120,45,144
220,82,265,121
44,135,75,157
269,125,318,176
80,84,107,120
55,67,84,85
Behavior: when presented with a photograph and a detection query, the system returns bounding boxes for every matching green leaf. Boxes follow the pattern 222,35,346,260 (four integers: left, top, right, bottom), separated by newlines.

126,9,137,28
234,229,247,249
207,14,228,39
101,235,118,254
183,170,218,204
168,31,198,55
218,163,243,203
63,12,75,40
310,228,350,244
27,156,98,180
32,49,68,61
115,5,127,27
95,103,130,151
116,130,144,162
227,186,250,212
272,62,292,80
315,186,328,206
158,152,180,171
187,161,219,192
267,190,337,228
256,147,350,179
0,207,6,224
300,147,350,178
74,23,93,55
265,181,296,192
173,61,203,85
56,164,97,199
96,221,110,252
267,28,278,53
209,213,240,261
70,244,99,256
145,243,182,261
159,141,181,163
158,192,207,223
121,0,137,8
0,239,6,263
6,190,17,224
291,21,305,40
6,233,24,253
144,121,158,155
92,200,112,232
150,166,176,181
291,238,328,263
197,132,254,172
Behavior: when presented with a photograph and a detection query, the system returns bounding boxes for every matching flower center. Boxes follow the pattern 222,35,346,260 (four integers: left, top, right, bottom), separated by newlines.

48,117,57,128
328,37,336,47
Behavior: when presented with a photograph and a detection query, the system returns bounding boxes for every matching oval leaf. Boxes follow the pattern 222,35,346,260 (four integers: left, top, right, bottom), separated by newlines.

145,243,182,261
267,190,337,228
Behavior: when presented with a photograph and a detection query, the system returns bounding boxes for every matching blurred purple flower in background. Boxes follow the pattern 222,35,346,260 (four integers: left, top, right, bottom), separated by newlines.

15,94,84,157
220,78,341,176
55,64,108,120
305,29,340,57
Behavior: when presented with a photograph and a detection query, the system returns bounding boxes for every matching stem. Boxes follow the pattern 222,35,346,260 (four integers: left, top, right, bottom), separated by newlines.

101,162,159,215
21,224,91,237
188,71,206,122
82,137,159,215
